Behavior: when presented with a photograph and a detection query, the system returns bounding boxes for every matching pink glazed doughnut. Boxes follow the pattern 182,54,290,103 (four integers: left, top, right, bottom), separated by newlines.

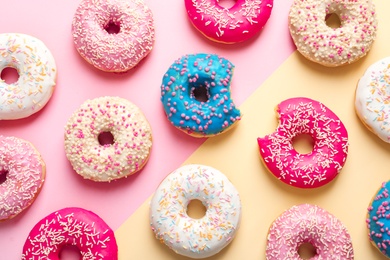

72,0,155,72
257,97,349,188
22,207,118,259
184,0,273,44
0,135,45,221
266,204,354,259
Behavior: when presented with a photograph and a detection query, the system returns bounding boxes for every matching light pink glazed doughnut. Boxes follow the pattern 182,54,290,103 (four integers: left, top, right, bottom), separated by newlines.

22,207,118,259
266,204,354,259
64,96,153,182
184,0,273,44
257,97,348,188
0,135,45,221
72,0,155,72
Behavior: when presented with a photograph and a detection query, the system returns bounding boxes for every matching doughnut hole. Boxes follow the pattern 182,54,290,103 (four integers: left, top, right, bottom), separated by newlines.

59,244,82,259
1,67,19,84
325,13,341,29
298,242,317,259
217,0,237,9
192,85,210,102
104,20,121,34
0,169,8,185
98,131,115,146
186,199,207,219
292,133,314,154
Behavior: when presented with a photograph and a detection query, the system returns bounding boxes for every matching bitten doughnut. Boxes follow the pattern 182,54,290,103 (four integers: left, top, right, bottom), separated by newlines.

72,0,155,72
355,57,390,143
288,0,377,67
257,97,348,188
0,135,45,221
160,53,241,137
149,164,241,259
64,96,152,182
22,207,118,259
0,33,56,120
367,181,390,258
266,204,354,259
185,0,273,44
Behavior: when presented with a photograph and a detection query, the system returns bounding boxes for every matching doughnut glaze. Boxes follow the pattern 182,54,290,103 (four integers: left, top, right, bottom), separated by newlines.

266,204,354,259
288,0,377,67
258,97,349,188
355,57,390,143
0,33,56,120
0,135,45,221
149,164,241,259
22,207,118,259
72,0,155,72
185,0,273,44
160,53,241,137
64,96,152,182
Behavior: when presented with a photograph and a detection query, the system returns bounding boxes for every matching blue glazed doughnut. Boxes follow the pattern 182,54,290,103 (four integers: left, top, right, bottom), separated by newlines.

160,53,241,137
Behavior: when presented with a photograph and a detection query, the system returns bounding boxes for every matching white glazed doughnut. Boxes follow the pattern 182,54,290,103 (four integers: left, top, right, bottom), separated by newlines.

149,164,241,259
288,0,377,67
64,96,152,182
0,33,56,119
355,57,390,143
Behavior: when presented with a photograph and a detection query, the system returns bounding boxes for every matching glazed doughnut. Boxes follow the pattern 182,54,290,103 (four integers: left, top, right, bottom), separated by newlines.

149,164,241,259
185,0,273,44
367,180,390,258
288,0,377,67
160,53,241,137
355,57,390,143
22,207,118,259
0,135,45,221
257,97,349,188
266,204,354,259
0,33,56,120
72,0,155,72
64,96,152,182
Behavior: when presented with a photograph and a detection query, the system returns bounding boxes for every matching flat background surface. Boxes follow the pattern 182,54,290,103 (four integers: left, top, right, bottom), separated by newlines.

1,0,389,259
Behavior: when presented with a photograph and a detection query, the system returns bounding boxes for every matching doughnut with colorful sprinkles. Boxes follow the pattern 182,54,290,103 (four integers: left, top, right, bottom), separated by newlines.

22,207,118,259
288,0,377,67
367,181,390,258
72,0,155,72
0,33,57,120
160,53,241,137
355,57,390,143
266,204,354,259
0,135,45,221
149,164,241,259
64,96,152,182
184,0,274,44
257,97,349,188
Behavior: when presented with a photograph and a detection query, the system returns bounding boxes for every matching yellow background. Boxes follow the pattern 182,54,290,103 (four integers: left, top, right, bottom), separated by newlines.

115,1,390,259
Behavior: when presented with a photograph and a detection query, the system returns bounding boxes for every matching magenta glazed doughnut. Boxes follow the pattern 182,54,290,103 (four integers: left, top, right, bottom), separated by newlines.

72,0,155,72
22,207,118,259
0,135,45,221
257,97,349,188
185,0,273,44
266,204,354,259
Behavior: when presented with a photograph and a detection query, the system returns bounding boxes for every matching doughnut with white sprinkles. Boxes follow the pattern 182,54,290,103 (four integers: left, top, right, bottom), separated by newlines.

266,204,354,259
22,207,118,259
257,97,349,188
72,0,155,72
185,0,274,44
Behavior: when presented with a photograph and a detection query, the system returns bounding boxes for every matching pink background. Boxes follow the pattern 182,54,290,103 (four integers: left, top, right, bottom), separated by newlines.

0,0,294,258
